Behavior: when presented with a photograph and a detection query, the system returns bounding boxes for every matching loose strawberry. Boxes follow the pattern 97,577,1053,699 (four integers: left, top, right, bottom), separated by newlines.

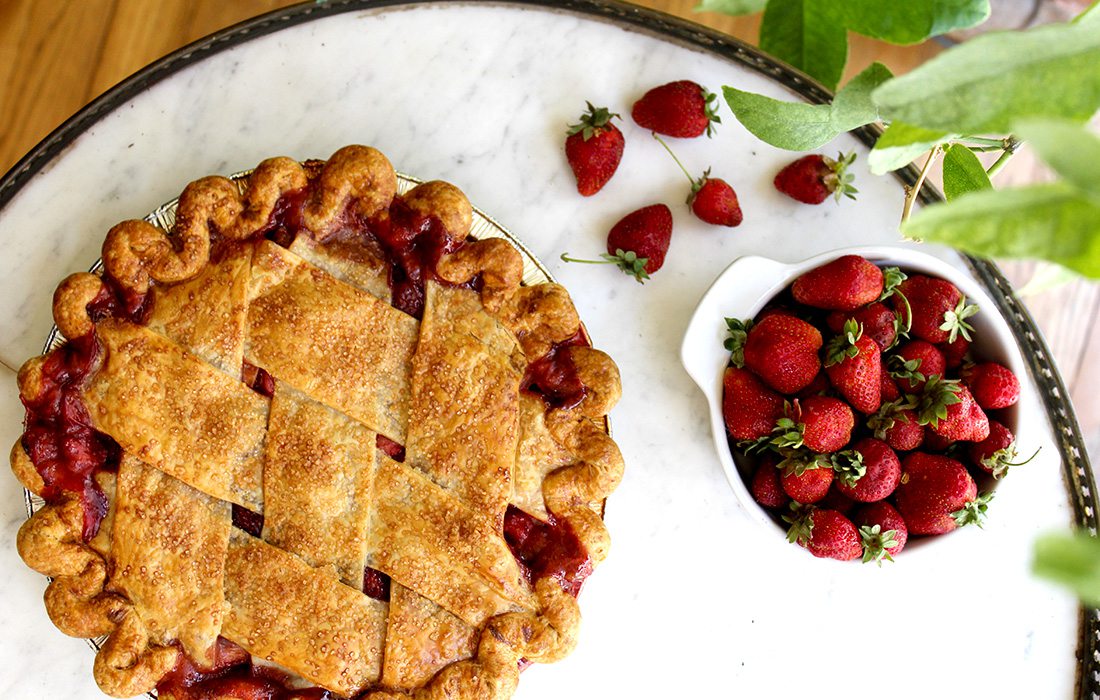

750,457,789,509
855,501,908,564
968,419,1025,479
921,381,990,443
722,367,785,441
564,102,624,196
780,463,834,504
773,151,858,204
867,401,925,452
792,255,883,311
827,302,899,351
653,134,742,226
962,362,1021,410
743,314,822,394
631,80,721,138
835,438,901,503
893,275,979,344
785,507,862,560
895,452,991,535
824,320,882,414
561,203,672,283
890,340,946,393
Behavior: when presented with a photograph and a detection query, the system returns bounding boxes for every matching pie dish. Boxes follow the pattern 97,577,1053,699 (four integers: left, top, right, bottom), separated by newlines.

10,145,624,699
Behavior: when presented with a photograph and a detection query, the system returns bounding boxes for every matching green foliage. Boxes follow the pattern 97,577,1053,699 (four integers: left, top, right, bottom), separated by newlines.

1015,118,1100,201
1033,531,1100,607
903,184,1100,278
838,0,990,45
694,0,767,15
759,0,847,90
868,122,954,175
722,63,892,150
941,143,992,201
871,20,1100,133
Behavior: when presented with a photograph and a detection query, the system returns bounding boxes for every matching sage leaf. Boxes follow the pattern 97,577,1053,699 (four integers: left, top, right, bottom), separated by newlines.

942,144,992,200
1033,531,1100,607
759,0,847,91
872,19,1100,133
723,63,892,150
695,0,767,14
1015,117,1100,201
869,121,955,174
902,183,1100,278
839,0,990,44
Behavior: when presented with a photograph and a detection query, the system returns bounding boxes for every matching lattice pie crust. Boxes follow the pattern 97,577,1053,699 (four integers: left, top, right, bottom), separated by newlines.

11,146,623,699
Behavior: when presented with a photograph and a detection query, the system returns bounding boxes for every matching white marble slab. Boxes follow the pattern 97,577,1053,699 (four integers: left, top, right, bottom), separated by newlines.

0,3,1080,699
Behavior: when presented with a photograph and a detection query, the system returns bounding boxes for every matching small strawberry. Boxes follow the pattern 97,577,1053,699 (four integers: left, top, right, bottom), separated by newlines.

785,507,862,560
631,80,721,138
561,203,672,283
824,320,882,414
893,275,979,344
565,102,625,196
890,340,946,393
827,302,899,351
654,134,742,226
780,462,834,504
962,362,1021,410
750,457,789,509
792,255,883,311
743,314,822,394
895,452,991,535
939,335,971,369
880,369,902,403
722,367,785,441
867,401,925,452
835,438,901,503
968,419,1027,479
855,501,908,564
791,396,855,453
922,381,990,443
773,151,858,204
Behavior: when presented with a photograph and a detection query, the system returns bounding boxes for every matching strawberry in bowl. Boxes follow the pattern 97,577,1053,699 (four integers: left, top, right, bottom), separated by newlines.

681,247,1028,563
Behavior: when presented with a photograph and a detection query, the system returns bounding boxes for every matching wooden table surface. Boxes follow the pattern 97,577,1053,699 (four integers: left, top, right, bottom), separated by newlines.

1,0,1096,461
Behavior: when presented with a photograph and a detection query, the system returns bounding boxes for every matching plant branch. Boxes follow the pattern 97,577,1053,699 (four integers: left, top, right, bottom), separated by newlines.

901,144,941,224
986,136,1021,178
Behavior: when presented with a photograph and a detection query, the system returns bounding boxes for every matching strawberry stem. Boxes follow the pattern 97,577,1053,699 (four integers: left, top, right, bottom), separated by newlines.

652,132,701,191
560,250,651,283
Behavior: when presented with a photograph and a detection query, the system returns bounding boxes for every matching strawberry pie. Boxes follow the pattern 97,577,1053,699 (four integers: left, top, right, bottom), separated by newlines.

11,146,624,698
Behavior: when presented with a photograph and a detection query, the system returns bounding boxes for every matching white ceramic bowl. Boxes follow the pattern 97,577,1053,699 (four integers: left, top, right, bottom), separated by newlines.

680,245,1027,555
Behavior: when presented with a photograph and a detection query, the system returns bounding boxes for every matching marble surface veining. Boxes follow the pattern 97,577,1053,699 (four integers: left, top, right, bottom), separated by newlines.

0,3,1080,699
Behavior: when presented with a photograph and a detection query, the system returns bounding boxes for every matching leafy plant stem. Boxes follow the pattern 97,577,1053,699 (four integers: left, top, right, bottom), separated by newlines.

956,135,1006,147
652,132,696,185
902,144,942,224
986,136,1021,177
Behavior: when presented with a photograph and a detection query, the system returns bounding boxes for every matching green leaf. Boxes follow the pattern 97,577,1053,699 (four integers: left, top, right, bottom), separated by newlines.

902,183,1100,278
1016,263,1081,297
694,0,767,14
722,63,892,150
942,144,992,201
759,0,848,91
1076,1,1100,26
1033,531,1100,607
839,0,990,45
1014,118,1100,201
869,121,954,174
872,19,1100,133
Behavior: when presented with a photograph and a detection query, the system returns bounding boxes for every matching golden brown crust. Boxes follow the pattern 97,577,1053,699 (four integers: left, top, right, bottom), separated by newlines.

403,180,473,241
511,394,573,522
92,609,180,698
289,233,391,300
225,156,309,239
52,272,106,339
381,583,478,690
262,383,376,587
223,531,388,696
82,319,267,511
246,241,418,442
44,558,128,638
10,439,45,495
302,145,397,239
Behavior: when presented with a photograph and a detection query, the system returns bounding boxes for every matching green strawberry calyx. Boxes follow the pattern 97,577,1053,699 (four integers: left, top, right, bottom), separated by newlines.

983,444,1041,480
860,524,900,565
823,151,859,203
782,502,814,545
879,267,912,346
560,249,650,284
724,317,754,367
914,375,963,428
939,296,979,343
566,101,621,141
888,354,925,386
702,87,723,138
951,492,994,528
831,449,866,488
866,398,916,440
825,320,864,367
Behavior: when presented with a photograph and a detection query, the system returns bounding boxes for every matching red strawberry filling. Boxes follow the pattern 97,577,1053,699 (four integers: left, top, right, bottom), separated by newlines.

503,505,592,598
